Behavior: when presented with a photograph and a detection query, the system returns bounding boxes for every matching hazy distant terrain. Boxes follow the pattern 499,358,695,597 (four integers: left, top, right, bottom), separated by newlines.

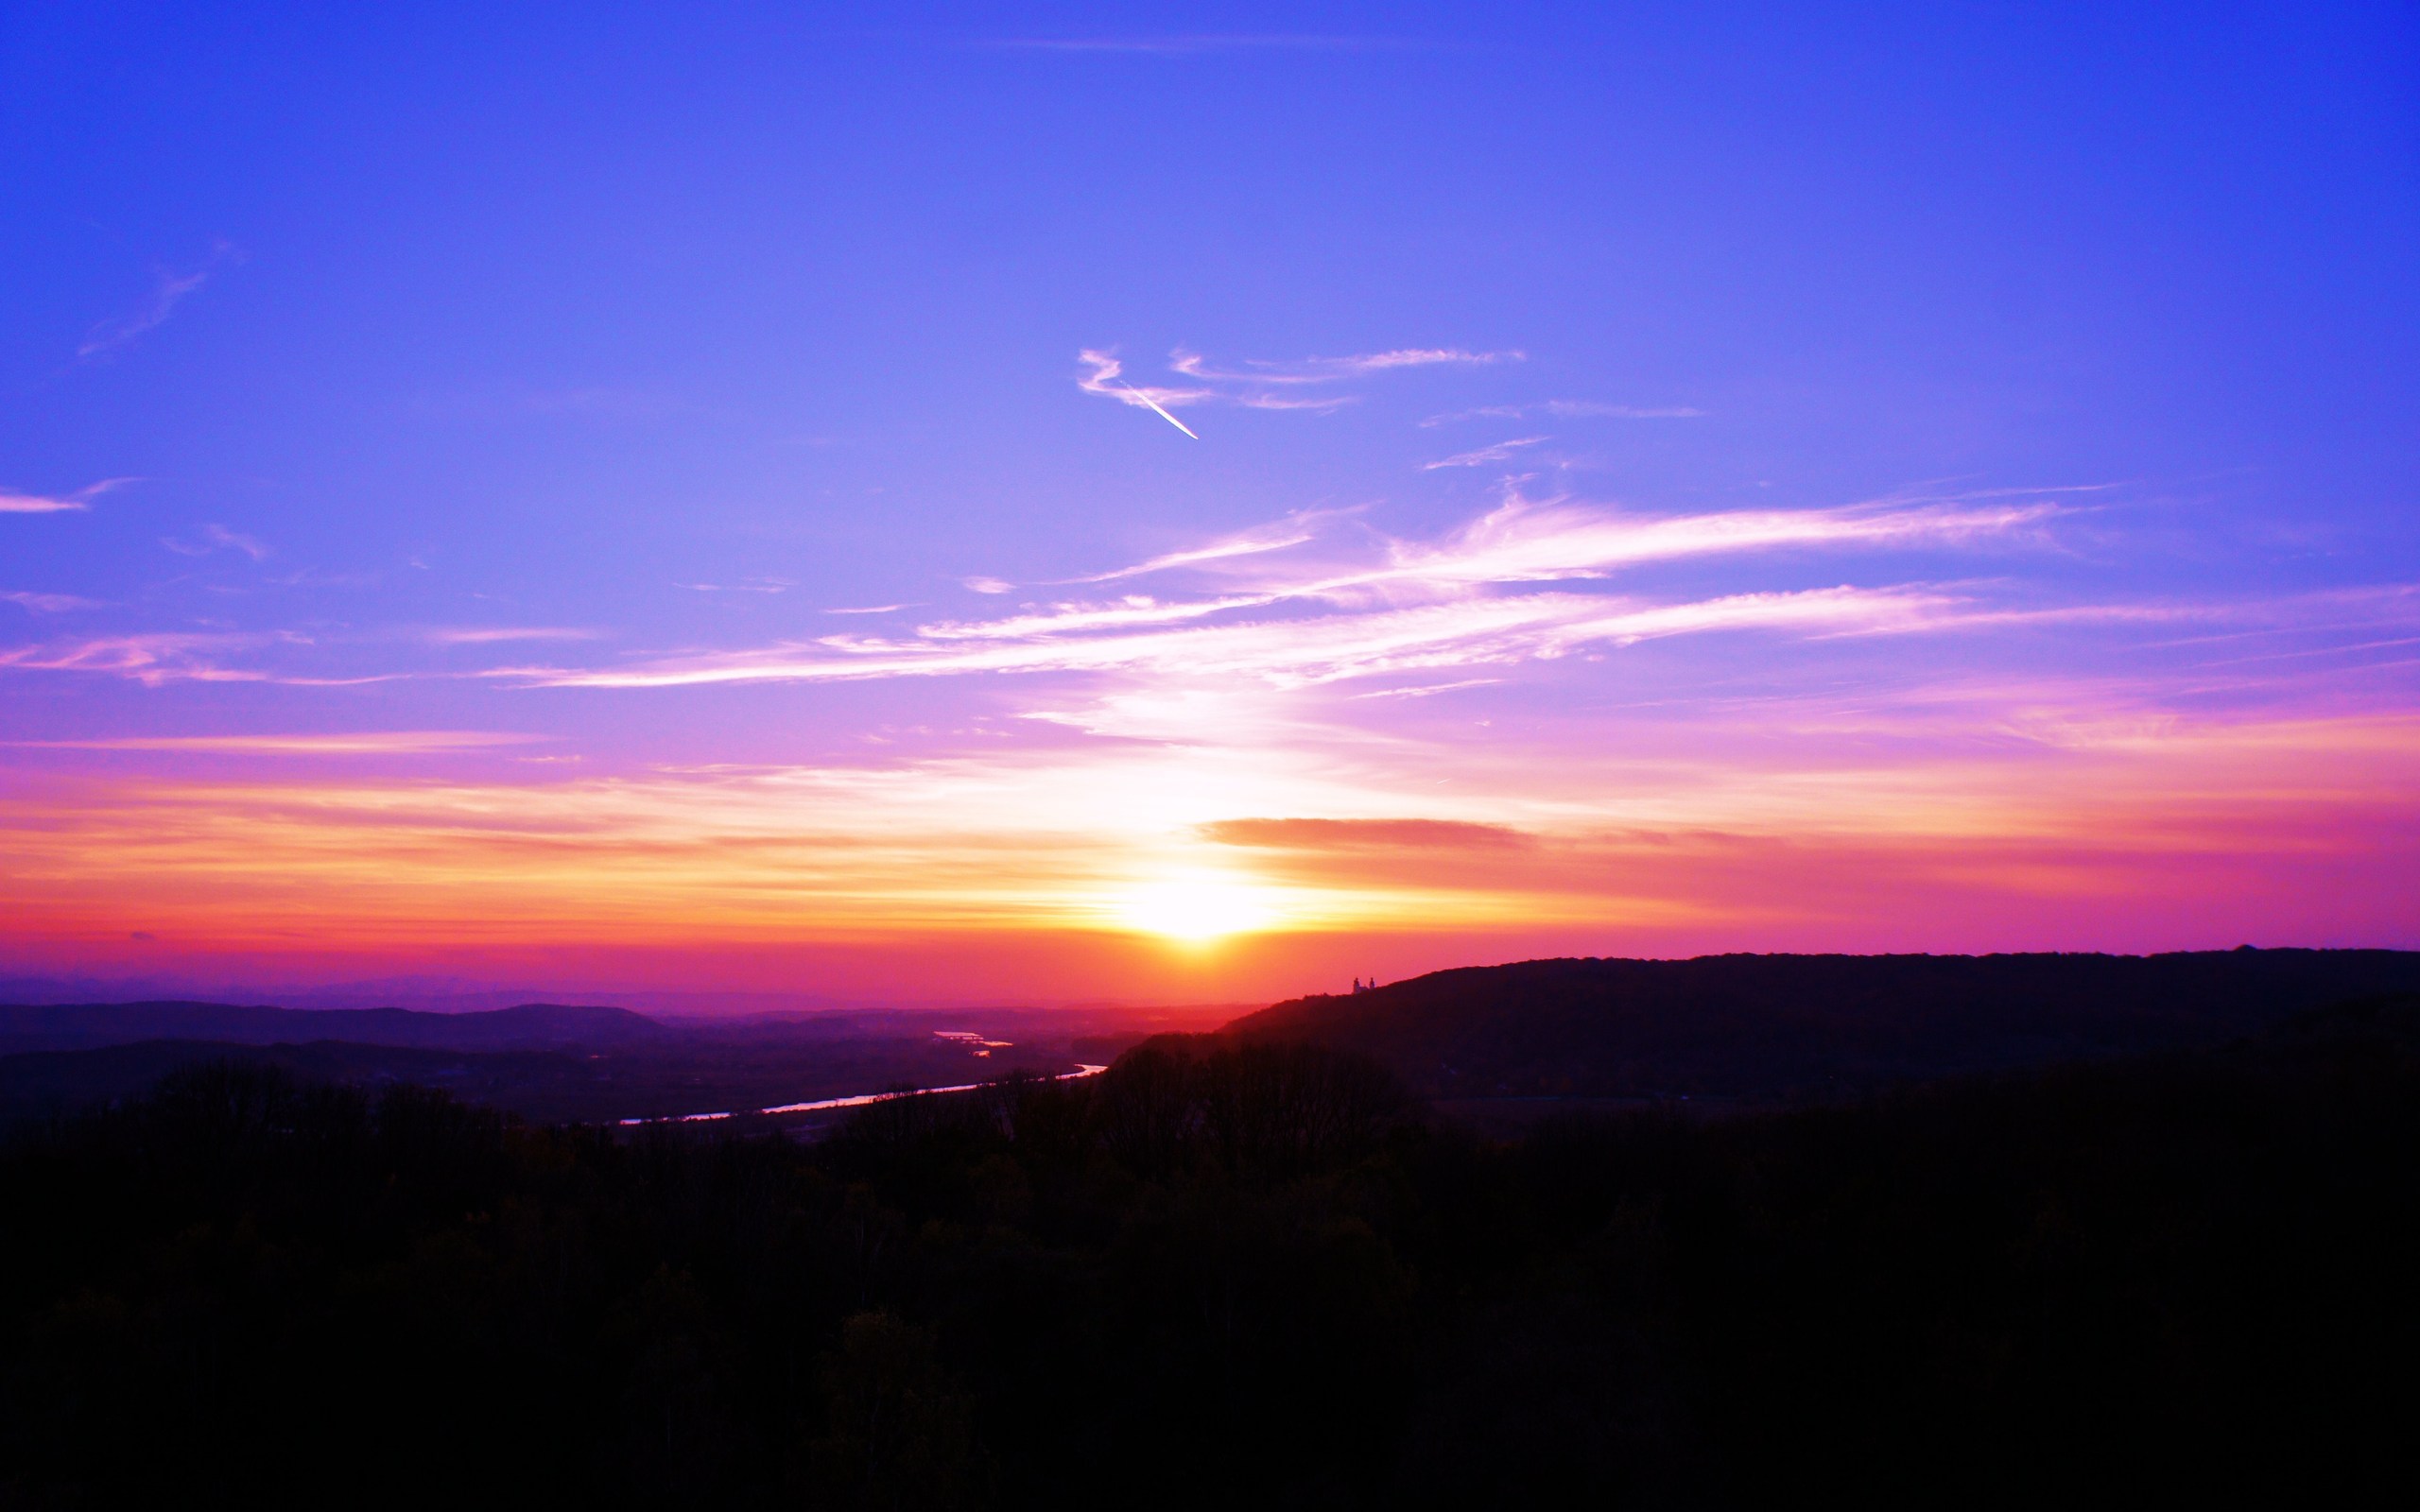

0,1001,1227,1127
0,1001,670,1056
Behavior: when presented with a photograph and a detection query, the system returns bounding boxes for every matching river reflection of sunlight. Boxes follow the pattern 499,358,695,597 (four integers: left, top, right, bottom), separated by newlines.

618,1062,1110,1127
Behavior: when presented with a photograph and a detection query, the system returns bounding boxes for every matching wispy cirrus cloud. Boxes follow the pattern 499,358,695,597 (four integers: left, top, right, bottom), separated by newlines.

1,623,598,685
0,631,403,688
1423,400,1703,426
5,731,544,755
162,524,271,560
0,631,277,685
511,587,1959,691
422,627,597,644
1061,510,1342,584
1080,346,1518,429
78,243,242,362
1,478,134,514
1353,678,1504,700
913,594,1282,643
505,495,2062,693
1318,494,2055,597
1076,350,1212,415
13,487,2399,780
3,592,105,612
680,579,791,594
1426,436,1550,470
1167,347,1520,385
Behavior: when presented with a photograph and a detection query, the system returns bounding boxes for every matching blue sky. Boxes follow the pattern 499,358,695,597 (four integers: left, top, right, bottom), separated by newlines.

4,4,2416,999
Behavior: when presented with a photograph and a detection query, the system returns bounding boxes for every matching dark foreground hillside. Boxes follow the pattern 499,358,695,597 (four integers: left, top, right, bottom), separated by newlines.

1232,947,2420,1103
4,1003,2414,1509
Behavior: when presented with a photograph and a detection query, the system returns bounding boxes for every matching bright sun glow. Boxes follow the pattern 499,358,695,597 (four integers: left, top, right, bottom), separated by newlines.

1112,874,1282,941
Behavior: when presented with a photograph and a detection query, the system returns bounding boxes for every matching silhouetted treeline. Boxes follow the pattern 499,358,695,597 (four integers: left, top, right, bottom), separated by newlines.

3,1013,2415,1508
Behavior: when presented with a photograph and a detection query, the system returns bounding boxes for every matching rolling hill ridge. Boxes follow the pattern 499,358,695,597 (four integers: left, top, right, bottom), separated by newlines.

1224,948,2420,1103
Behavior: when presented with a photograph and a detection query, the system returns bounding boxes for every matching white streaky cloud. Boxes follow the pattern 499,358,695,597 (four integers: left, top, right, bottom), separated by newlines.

163,523,272,560
1076,351,1212,411
1066,514,1334,583
5,731,545,755
508,496,2065,691
904,495,2040,645
0,631,409,688
909,593,1282,641
513,586,1964,692
1332,348,1522,374
1425,436,1550,470
3,592,105,612
1,478,133,513
2131,584,2420,649
0,632,273,685
78,244,240,361
271,567,382,589
78,269,210,360
1084,346,1514,426
422,627,598,644
1292,496,2059,599
1071,350,1201,435
679,580,790,594
1353,679,1505,699
1,492,91,515
825,603,917,615
1235,392,1356,412
1423,401,1703,426
206,524,270,560
1169,348,1520,384
2187,634,2420,670
963,576,1015,594
1542,401,1703,419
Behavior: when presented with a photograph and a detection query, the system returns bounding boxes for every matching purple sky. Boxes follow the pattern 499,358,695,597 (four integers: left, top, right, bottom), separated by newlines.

5,5,2416,1003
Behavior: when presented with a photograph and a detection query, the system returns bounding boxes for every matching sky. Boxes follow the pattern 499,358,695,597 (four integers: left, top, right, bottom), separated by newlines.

3,2,2416,1005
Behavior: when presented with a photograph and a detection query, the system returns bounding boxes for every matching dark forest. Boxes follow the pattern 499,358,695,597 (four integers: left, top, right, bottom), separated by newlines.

4,994,2414,1509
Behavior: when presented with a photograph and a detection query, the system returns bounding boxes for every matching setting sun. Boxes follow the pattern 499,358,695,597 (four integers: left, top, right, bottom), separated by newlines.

1112,874,1283,942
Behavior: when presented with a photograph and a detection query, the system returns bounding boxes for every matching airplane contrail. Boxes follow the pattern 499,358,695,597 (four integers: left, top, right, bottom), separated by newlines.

1123,385,1200,439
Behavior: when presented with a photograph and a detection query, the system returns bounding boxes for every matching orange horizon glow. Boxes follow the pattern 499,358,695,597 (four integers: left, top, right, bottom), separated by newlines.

7,702,2413,1003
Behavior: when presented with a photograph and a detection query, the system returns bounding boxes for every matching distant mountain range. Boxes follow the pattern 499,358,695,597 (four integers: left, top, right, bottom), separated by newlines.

1226,949,2420,1106
0,1000,670,1057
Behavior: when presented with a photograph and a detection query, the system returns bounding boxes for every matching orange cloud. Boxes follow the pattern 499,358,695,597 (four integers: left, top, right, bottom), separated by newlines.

1201,817,1537,851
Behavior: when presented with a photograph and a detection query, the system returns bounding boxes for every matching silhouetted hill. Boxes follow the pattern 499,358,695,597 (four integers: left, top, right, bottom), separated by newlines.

1225,949,2420,1103
0,1000,670,1056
